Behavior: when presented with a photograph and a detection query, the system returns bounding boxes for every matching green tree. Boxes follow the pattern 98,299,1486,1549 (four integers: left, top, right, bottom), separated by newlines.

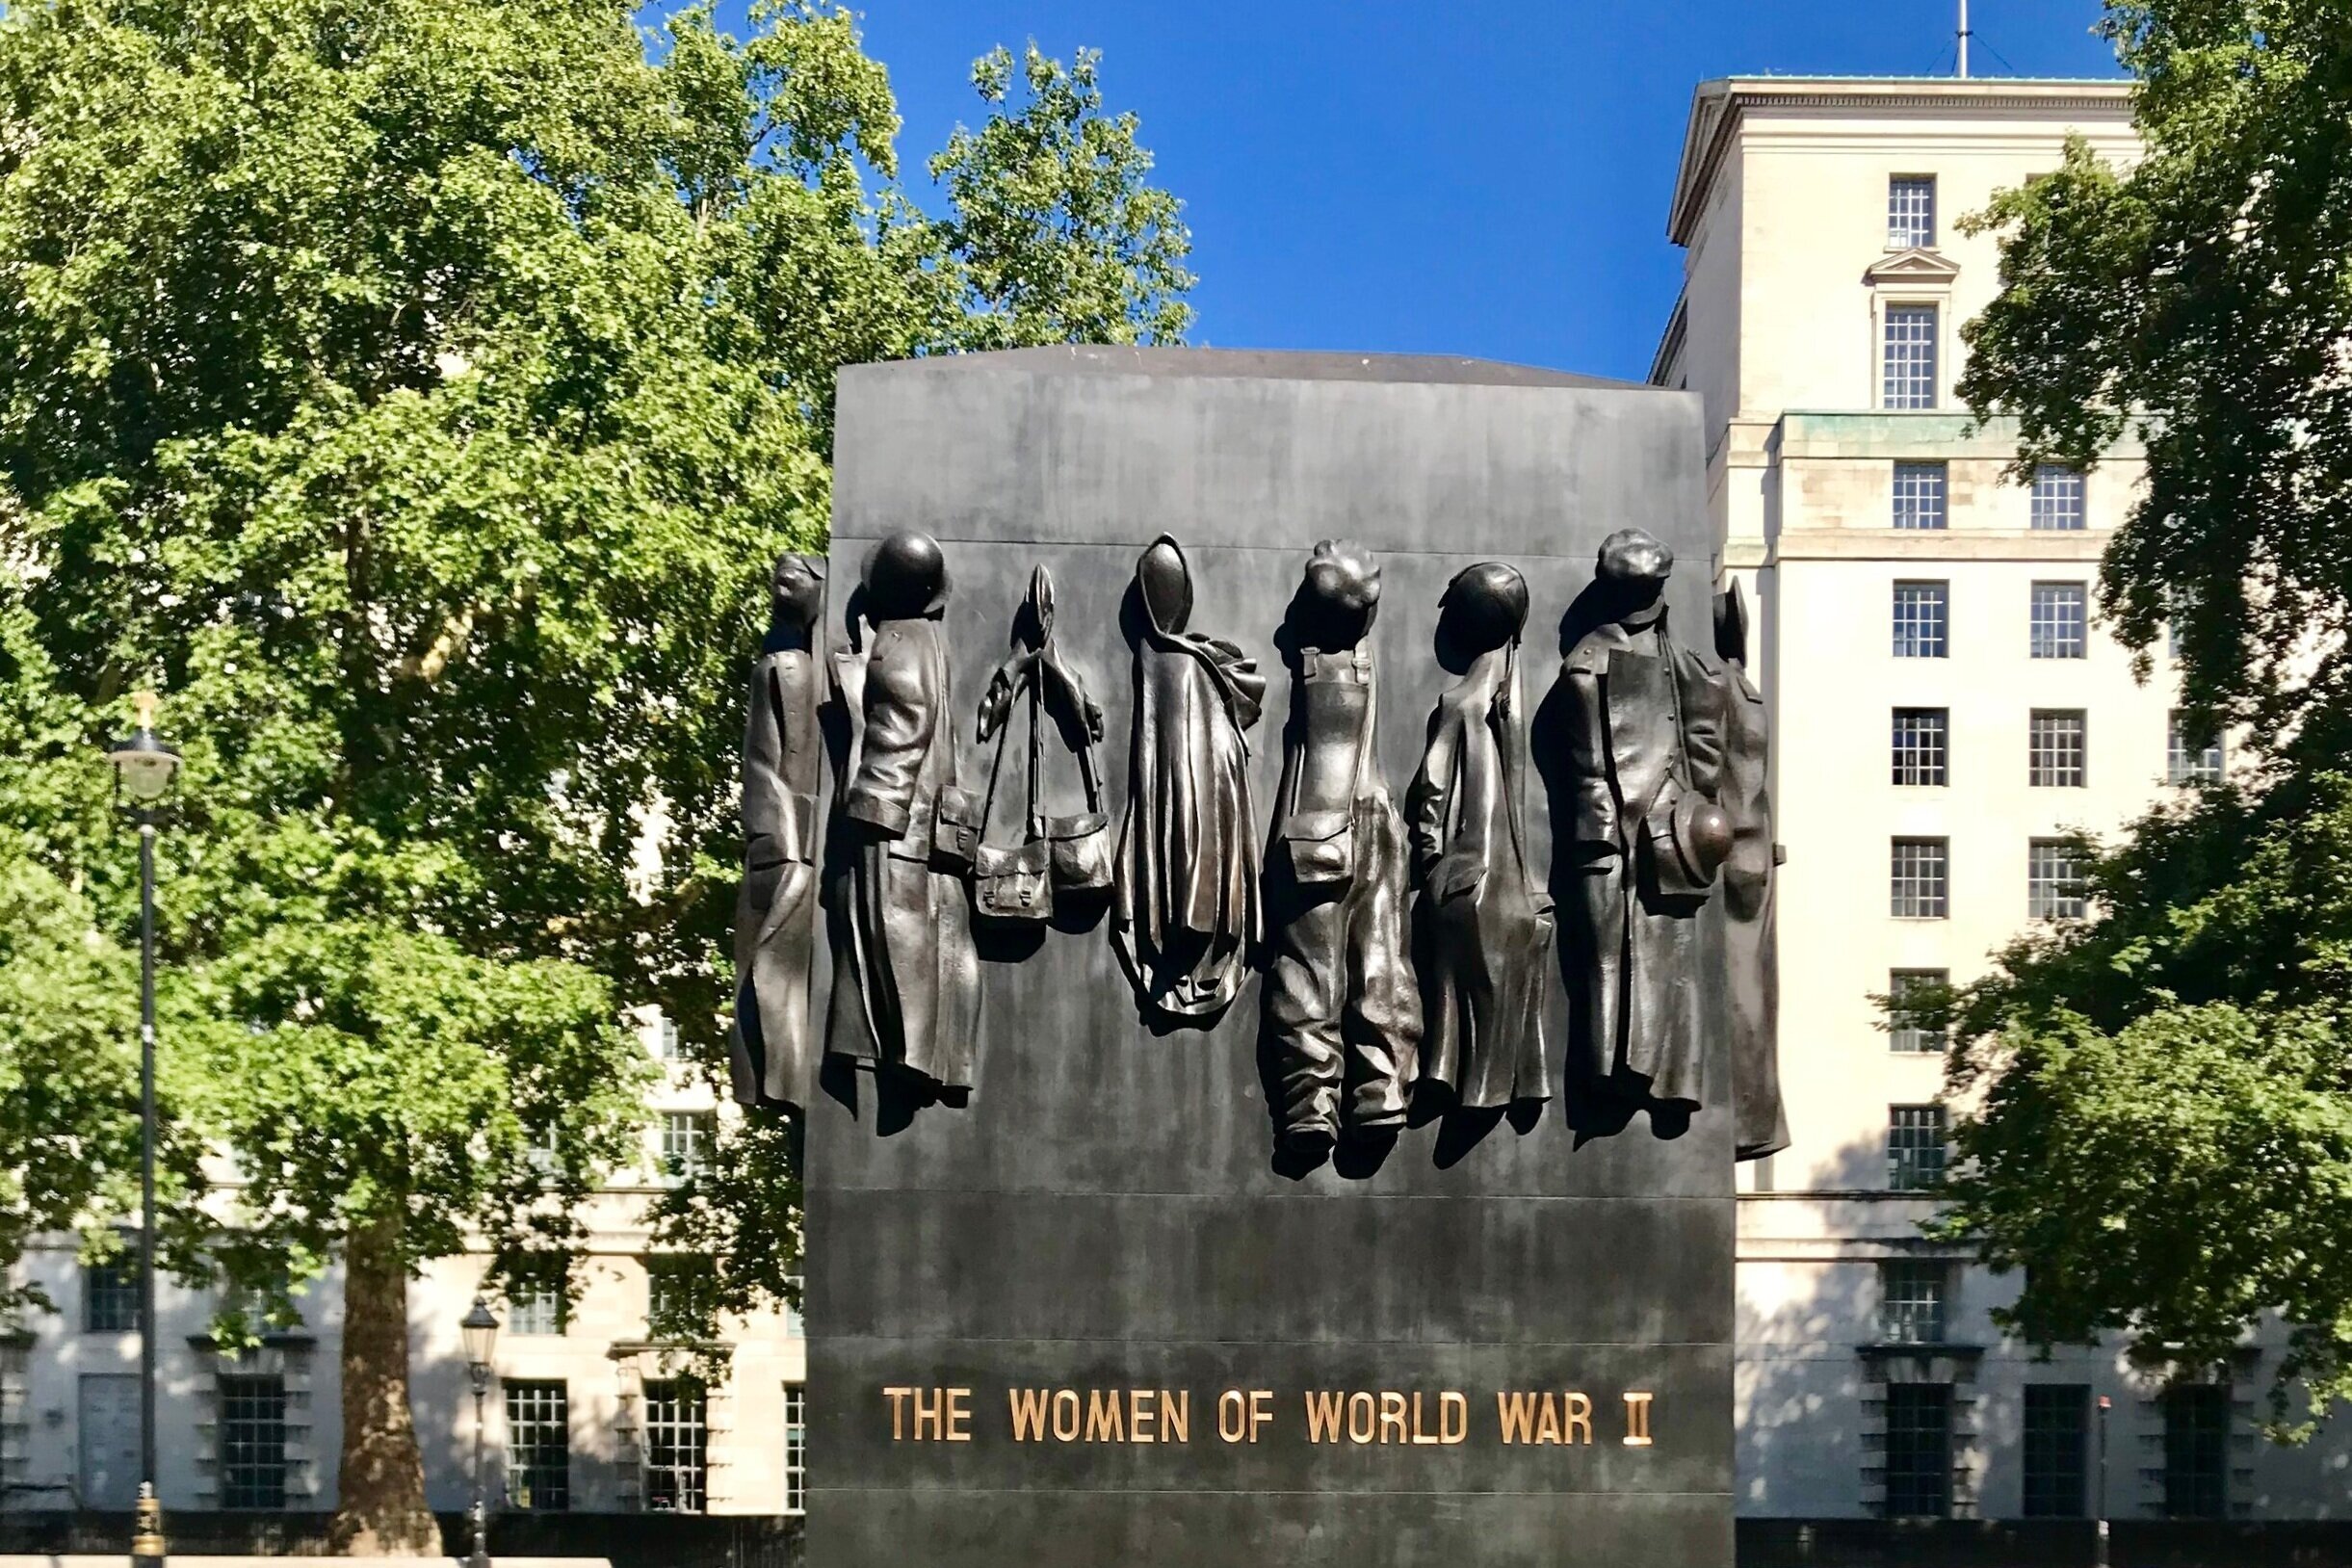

0,0,1189,1546
1946,0,2352,1430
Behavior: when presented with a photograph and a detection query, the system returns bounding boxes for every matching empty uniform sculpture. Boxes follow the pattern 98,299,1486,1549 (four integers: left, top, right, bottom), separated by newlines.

1409,562,1553,1111
825,532,981,1098
1111,535,1267,1022
1560,527,1730,1113
732,552,826,1112
1714,583,1790,1160
1264,541,1423,1155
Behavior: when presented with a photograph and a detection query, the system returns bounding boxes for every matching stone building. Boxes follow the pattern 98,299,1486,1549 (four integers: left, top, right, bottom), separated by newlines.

1654,73,2351,1526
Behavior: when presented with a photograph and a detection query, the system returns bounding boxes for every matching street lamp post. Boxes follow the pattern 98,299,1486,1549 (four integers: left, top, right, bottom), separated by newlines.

461,1296,501,1568
105,692,180,1568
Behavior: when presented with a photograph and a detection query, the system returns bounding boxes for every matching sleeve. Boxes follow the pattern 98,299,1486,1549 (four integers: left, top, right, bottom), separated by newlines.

1564,663,1618,858
741,661,789,865
845,630,937,836
1406,703,1459,875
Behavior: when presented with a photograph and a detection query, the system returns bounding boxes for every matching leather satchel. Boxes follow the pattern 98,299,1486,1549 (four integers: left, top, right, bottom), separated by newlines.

932,786,983,872
1046,809,1112,892
974,838,1053,921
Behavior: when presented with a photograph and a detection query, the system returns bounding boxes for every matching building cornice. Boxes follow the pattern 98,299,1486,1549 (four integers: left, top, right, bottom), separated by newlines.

1667,76,2134,245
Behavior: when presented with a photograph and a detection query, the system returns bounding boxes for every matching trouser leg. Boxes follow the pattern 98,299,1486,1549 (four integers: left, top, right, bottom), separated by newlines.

1267,880,1348,1146
1345,800,1422,1130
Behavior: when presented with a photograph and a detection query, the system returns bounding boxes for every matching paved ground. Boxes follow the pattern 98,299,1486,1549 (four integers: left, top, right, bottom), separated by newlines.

0,1558,614,1566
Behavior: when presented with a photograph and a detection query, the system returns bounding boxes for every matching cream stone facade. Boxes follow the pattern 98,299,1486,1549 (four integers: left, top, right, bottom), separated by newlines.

4,1014,803,1520
1657,76,2352,1525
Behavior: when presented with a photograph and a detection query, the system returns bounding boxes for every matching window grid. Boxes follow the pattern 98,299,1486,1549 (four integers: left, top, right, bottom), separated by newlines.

2031,464,2087,531
2030,582,2089,660
84,1259,140,1333
2163,1384,2230,1519
647,1256,718,1342
660,1112,712,1185
219,1372,289,1510
1883,1382,1954,1519
2024,1384,2091,1519
1893,462,1948,531
1889,1105,1948,1191
1891,838,1949,919
2028,839,2088,921
653,1012,683,1062
1889,970,1949,1056
1893,582,1949,659
1890,709,1949,787
506,1379,570,1512
506,1257,566,1338
527,1122,560,1179
1879,1260,1948,1346
2028,710,2087,788
1883,304,1939,410
642,1379,709,1513
1888,175,1937,248
2169,713,2225,786
784,1382,807,1514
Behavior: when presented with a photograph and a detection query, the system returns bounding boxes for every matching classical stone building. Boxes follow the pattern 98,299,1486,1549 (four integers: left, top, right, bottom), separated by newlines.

1654,74,2352,1527
5,1011,803,1523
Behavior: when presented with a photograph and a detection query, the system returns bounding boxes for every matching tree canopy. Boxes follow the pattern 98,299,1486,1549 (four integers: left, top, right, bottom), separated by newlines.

0,0,1190,1542
1947,0,2352,1433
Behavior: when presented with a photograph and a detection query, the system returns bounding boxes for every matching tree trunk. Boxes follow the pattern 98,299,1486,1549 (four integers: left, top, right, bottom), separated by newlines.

329,1215,440,1555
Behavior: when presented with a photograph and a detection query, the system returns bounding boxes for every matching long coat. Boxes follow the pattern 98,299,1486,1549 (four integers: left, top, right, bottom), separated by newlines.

1407,646,1552,1110
826,614,980,1093
1111,538,1267,1022
1560,602,1725,1108
1720,653,1790,1159
732,644,822,1111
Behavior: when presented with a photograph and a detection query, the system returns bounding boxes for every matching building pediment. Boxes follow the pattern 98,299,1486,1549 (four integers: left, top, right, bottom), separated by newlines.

1865,248,1962,285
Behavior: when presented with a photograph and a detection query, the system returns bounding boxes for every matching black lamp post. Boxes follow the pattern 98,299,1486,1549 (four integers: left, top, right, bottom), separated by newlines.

104,691,179,1568
461,1296,500,1568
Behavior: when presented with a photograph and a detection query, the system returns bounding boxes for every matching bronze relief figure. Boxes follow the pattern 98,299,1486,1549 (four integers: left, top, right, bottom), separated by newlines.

1560,527,1731,1114
732,553,826,1112
1111,534,1267,1023
1409,562,1553,1111
1264,542,1423,1156
824,532,981,1099
1715,583,1790,1161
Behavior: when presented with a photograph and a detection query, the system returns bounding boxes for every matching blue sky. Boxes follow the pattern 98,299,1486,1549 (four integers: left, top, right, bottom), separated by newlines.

719,1,2125,381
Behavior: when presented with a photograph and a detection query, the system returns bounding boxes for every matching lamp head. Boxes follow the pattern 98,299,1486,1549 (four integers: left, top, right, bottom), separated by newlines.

105,691,181,804
460,1294,499,1373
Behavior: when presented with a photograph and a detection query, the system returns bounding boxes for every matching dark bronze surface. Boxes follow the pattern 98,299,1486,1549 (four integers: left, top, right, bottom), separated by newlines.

807,351,1734,1568
1409,562,1553,1111
732,554,826,1111
1111,535,1267,1024
823,532,981,1100
1560,527,1728,1114
1263,541,1421,1156
1715,582,1790,1161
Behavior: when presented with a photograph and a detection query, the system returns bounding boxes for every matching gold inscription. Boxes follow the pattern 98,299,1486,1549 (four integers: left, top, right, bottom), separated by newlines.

1497,1392,1598,1446
1623,1391,1654,1447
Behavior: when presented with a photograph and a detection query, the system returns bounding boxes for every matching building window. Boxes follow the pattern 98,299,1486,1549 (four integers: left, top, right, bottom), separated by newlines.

506,1379,570,1511
2030,464,2086,531
784,1271,805,1339
784,1381,808,1514
1879,1260,1948,1345
2163,1383,2230,1519
1893,582,1949,659
652,1011,683,1062
1882,1382,1954,1518
2028,839,2088,921
660,1112,712,1186
1892,462,1948,530
2030,582,2089,659
84,1259,140,1334
1888,174,1937,248
219,1372,289,1510
647,1256,719,1343
2024,1384,2091,1518
1891,838,1949,919
2027,710,2087,788
2169,713,2225,786
1888,1105,1948,1191
1889,969,1949,1055
1883,304,1940,410
1890,709,1949,787
642,1378,709,1513
527,1122,561,1179
505,1256,567,1338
